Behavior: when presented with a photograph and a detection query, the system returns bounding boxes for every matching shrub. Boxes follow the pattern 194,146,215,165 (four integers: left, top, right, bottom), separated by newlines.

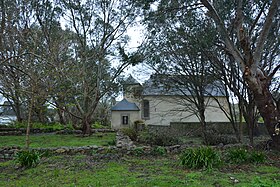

205,133,238,146
151,146,167,156
226,148,249,164
121,128,138,141
225,148,266,164
249,150,266,164
138,131,180,146
92,122,107,129
133,147,145,156
14,150,41,168
180,147,222,170
106,139,116,146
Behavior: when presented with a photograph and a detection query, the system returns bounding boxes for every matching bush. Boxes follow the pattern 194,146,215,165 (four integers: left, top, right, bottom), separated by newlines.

92,122,107,129
180,147,222,170
14,150,41,168
121,128,138,141
225,148,265,164
226,148,248,164
138,131,180,146
151,146,167,156
249,150,266,164
205,133,238,146
132,147,145,156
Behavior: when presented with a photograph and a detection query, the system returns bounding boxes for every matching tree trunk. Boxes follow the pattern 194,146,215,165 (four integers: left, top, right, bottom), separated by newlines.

246,77,280,149
82,116,92,136
199,108,208,145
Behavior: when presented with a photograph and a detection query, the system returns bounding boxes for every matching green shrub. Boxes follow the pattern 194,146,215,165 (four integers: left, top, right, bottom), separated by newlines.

151,146,167,156
138,131,180,146
226,148,249,164
92,122,107,129
225,147,266,164
180,147,221,170
11,121,69,131
249,150,266,164
106,139,116,146
205,133,238,145
14,150,41,168
133,147,145,156
121,128,138,141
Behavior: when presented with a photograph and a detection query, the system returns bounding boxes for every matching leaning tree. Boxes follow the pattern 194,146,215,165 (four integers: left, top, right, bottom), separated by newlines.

137,0,280,148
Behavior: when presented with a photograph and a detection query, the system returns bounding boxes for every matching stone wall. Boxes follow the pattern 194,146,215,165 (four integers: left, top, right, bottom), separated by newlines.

147,122,268,137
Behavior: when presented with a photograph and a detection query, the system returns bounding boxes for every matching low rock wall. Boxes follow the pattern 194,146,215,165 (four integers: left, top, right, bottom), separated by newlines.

147,122,268,137
0,131,187,160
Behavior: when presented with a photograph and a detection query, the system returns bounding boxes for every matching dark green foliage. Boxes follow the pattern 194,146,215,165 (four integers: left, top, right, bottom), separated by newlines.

151,146,167,156
14,150,41,168
106,139,116,146
249,150,266,164
226,148,248,164
180,147,221,170
121,128,138,141
205,132,238,145
138,131,180,146
11,122,73,131
225,148,266,164
132,147,145,156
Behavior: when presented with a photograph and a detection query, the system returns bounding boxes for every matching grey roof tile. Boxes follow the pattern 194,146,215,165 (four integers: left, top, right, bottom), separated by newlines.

111,98,140,111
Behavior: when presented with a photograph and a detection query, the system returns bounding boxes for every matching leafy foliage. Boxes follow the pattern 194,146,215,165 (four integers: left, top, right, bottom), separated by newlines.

225,148,266,164
121,128,138,141
138,131,181,146
151,146,167,156
226,148,248,164
180,147,222,170
14,150,41,168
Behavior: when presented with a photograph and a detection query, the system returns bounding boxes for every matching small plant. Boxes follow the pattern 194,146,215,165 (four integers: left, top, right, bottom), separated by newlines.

133,147,145,156
180,147,221,170
226,148,249,164
121,128,138,141
151,146,167,156
106,139,116,146
92,122,106,129
249,150,266,164
14,150,41,168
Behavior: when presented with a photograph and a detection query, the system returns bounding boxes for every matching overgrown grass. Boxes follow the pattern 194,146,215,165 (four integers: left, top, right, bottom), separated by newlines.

0,154,279,187
0,133,116,148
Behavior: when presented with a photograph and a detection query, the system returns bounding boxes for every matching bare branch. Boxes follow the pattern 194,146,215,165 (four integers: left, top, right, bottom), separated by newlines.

254,0,279,66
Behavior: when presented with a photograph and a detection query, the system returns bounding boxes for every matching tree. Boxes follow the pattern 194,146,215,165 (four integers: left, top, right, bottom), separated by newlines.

137,0,280,149
200,0,280,148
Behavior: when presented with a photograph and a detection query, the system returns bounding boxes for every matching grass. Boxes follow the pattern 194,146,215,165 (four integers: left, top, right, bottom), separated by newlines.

0,154,279,187
0,133,116,148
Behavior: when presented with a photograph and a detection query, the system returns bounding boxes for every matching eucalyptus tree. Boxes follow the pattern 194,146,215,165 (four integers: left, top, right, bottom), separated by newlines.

50,0,141,135
0,0,37,122
138,0,280,148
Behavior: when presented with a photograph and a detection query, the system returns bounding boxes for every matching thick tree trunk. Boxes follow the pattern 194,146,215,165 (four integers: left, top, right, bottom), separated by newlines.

82,116,92,136
246,78,280,149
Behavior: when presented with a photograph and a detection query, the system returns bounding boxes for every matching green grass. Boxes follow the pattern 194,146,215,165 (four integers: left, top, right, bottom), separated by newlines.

0,133,116,148
0,154,279,187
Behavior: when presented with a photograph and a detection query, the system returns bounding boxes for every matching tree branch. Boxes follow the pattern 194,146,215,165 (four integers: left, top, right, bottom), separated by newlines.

254,0,279,66
200,0,245,71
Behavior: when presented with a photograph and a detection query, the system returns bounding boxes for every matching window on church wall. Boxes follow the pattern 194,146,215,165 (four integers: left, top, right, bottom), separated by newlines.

121,115,129,125
143,100,150,119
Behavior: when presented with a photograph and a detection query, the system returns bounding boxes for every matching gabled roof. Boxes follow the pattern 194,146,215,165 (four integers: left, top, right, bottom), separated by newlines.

142,74,226,97
111,98,140,111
